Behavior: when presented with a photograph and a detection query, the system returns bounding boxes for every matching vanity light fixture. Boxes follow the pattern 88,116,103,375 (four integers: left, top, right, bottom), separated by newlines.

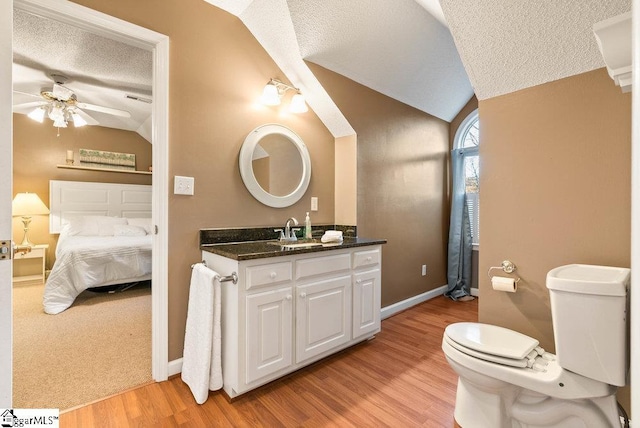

260,78,308,113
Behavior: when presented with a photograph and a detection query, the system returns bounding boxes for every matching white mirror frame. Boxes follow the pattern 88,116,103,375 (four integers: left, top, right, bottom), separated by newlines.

239,124,311,208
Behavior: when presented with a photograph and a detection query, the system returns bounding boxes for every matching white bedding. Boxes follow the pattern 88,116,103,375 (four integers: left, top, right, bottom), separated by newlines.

44,233,152,314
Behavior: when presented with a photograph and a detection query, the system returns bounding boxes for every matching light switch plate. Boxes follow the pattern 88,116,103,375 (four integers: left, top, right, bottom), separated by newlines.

311,197,318,211
174,176,195,195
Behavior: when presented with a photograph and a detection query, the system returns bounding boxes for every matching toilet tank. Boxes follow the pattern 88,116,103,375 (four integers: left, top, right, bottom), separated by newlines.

547,264,630,386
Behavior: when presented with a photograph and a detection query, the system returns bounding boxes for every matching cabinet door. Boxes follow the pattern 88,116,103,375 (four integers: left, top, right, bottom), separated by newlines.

353,269,381,339
296,275,351,363
246,287,293,384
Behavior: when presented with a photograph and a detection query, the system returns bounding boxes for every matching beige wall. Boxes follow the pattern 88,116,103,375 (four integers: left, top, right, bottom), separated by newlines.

479,68,631,409
13,114,152,268
309,63,450,307
72,0,336,360
334,134,357,225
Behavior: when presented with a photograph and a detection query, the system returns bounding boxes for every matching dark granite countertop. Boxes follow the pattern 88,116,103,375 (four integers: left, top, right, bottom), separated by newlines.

201,237,386,261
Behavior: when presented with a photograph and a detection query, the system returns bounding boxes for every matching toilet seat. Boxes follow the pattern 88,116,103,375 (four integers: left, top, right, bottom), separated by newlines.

442,324,616,400
444,322,543,369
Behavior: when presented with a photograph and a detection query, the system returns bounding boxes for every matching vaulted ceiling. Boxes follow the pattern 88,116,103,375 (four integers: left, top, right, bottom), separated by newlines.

12,1,631,140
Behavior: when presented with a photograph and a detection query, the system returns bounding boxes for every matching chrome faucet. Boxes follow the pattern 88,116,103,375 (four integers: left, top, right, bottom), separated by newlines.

274,217,300,242
284,217,299,241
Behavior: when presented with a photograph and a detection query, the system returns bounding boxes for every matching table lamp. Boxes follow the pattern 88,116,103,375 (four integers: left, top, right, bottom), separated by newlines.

12,192,50,247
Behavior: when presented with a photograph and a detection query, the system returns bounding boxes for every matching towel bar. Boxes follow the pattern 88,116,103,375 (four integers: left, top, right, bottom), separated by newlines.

191,260,238,284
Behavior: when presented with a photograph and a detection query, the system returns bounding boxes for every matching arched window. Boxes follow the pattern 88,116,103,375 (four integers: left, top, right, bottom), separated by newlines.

454,109,479,244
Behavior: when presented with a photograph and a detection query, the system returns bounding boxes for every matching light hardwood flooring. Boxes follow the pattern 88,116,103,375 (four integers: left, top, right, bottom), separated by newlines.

61,295,477,427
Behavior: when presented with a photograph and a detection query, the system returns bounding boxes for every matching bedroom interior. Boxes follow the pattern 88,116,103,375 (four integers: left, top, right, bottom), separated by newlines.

11,8,155,409
4,0,636,424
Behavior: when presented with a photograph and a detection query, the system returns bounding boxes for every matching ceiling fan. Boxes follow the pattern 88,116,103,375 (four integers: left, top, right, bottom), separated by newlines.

13,72,131,133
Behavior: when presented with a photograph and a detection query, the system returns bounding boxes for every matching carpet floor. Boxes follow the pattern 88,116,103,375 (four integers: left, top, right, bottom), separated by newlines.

13,282,152,411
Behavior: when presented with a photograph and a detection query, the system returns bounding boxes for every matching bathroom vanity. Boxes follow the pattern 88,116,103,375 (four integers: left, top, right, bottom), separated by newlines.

201,237,385,398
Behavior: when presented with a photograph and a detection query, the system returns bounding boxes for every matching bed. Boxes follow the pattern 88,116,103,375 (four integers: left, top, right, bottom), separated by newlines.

44,181,152,314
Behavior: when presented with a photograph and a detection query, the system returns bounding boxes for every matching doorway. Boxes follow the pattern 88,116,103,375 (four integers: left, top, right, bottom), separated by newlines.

8,0,169,408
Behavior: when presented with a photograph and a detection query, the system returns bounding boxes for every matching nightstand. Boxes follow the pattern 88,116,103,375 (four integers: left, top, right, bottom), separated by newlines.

13,244,49,286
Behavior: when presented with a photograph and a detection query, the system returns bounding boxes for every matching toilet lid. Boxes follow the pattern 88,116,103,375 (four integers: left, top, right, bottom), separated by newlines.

445,322,539,360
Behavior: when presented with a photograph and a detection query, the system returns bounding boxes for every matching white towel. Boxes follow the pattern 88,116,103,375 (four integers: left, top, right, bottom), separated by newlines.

181,263,223,404
321,230,343,243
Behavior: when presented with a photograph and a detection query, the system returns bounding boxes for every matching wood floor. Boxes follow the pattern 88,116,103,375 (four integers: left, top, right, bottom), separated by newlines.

60,295,477,427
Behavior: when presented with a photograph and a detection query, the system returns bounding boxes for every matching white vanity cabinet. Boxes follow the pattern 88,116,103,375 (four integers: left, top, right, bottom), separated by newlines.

202,244,382,398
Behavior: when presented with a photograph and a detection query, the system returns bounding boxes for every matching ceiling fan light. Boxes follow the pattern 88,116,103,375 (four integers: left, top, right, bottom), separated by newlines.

289,93,308,113
53,117,67,128
71,112,87,127
260,82,281,106
27,107,45,123
48,105,65,121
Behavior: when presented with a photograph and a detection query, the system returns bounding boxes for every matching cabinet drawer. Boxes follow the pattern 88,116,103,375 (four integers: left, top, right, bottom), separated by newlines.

246,262,293,290
296,253,351,280
353,249,380,269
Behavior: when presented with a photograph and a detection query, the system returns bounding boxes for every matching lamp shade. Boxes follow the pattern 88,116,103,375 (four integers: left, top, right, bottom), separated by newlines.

12,193,50,217
71,112,87,127
289,93,308,113
260,82,281,106
27,107,45,123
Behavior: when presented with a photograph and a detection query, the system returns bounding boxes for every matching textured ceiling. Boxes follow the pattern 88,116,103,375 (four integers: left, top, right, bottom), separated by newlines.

12,9,153,140
14,1,629,142
287,0,473,122
440,0,632,100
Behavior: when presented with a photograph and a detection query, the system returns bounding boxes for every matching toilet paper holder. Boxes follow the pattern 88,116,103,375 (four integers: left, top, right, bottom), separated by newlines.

487,260,520,283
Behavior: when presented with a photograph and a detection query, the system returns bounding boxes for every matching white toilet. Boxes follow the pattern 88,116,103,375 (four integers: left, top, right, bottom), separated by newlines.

442,264,630,428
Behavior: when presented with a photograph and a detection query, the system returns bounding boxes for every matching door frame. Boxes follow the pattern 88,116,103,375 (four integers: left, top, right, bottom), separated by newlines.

12,0,170,384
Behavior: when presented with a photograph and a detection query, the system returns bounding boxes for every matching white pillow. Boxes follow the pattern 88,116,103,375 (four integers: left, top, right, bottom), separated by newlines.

127,218,153,235
65,216,127,236
113,224,148,237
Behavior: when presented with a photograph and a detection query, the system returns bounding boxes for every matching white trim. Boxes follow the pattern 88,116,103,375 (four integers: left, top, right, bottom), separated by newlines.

0,1,12,408
14,0,170,382
453,108,479,150
470,287,479,297
631,0,639,419
168,358,183,378
380,285,447,320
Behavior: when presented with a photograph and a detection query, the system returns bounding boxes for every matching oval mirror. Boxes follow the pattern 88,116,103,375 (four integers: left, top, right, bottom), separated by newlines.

239,124,311,208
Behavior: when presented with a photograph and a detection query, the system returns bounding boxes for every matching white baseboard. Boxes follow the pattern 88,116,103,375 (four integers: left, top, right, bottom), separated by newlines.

168,358,183,377
380,285,447,320
470,287,479,297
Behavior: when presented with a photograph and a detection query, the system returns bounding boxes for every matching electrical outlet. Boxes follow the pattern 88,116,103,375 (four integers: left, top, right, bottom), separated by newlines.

311,197,318,211
421,265,427,276
174,176,195,195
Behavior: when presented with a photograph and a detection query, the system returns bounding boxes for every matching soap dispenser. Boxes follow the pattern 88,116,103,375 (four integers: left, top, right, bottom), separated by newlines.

305,212,312,239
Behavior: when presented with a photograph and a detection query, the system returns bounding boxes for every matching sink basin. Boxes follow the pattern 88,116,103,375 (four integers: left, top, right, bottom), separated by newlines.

268,241,323,249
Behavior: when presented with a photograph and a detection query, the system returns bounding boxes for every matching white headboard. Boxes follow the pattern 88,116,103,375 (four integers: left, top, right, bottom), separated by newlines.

49,180,152,234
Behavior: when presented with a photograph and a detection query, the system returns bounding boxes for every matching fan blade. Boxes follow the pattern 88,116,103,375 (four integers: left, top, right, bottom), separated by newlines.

73,108,99,126
77,102,131,118
13,90,42,99
13,101,47,113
